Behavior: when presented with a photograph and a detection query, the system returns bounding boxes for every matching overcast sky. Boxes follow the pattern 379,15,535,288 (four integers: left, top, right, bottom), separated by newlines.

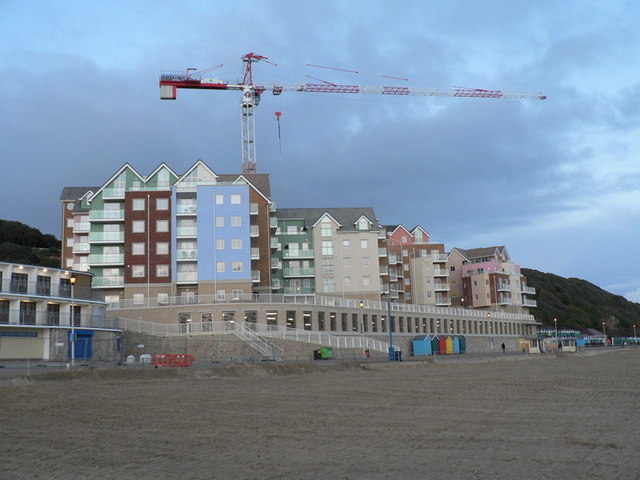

2,1,640,301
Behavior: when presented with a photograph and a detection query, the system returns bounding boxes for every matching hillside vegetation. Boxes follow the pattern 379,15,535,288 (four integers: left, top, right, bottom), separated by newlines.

0,220,60,268
523,268,640,337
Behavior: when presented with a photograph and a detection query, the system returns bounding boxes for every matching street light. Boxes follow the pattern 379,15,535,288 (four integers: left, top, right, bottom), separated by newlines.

387,299,395,361
487,312,493,351
554,318,558,349
633,324,637,346
602,321,607,345
359,300,366,355
69,275,77,368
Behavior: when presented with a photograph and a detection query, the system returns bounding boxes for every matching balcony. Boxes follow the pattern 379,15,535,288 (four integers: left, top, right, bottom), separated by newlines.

523,298,538,308
89,231,124,243
102,188,125,199
177,249,197,260
378,247,387,257
270,238,280,250
282,249,314,259
283,267,315,277
435,294,451,306
497,294,513,305
433,282,450,291
433,268,449,277
522,285,536,295
430,253,448,262
88,253,124,265
90,209,124,221
270,217,278,229
176,272,197,283
379,266,388,275
390,289,399,299
72,243,90,254
497,282,511,292
92,276,124,287
272,279,282,289
73,222,90,233
176,226,197,237
271,259,282,270
176,204,197,215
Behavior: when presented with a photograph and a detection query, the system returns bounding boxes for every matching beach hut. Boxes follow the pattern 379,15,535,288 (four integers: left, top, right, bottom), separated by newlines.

452,336,461,354
457,335,467,353
411,336,432,356
431,336,441,355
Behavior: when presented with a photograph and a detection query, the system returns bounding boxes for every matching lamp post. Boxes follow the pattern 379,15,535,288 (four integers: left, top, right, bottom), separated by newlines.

487,312,493,351
602,321,607,345
359,300,366,355
633,324,637,346
69,275,76,368
387,299,395,361
554,318,558,349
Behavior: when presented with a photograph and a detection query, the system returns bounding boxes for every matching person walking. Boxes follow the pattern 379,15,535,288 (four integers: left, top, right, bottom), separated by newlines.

501,342,506,354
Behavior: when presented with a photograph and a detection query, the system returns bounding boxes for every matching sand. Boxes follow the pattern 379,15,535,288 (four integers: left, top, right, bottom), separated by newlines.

1,349,639,480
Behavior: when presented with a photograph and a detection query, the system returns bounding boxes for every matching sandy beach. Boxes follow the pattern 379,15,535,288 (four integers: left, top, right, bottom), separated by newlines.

2,349,639,480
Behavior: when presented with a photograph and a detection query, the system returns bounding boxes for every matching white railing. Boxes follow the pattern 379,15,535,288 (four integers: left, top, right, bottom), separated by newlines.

113,318,391,353
108,291,536,322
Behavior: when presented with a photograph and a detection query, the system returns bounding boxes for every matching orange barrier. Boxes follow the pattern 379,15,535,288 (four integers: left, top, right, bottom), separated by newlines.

152,354,195,367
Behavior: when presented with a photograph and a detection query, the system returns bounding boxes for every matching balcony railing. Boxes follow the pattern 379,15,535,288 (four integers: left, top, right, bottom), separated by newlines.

0,310,116,329
270,217,278,229
283,267,315,277
73,222,90,233
0,279,104,301
176,226,197,237
88,253,124,265
522,286,536,295
497,282,511,291
176,204,197,215
271,260,282,270
378,248,388,257
89,231,124,242
433,282,450,291
523,298,538,307
430,253,448,262
433,268,449,277
176,272,197,282
92,276,124,287
270,238,280,250
90,210,124,221
72,243,90,254
379,266,388,275
177,249,197,260
282,249,314,259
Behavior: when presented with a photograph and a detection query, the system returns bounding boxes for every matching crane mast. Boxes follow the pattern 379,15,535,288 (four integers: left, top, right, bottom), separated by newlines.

159,53,546,174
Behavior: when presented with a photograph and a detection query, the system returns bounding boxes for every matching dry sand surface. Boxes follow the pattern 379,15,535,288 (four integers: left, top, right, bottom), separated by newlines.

1,349,639,480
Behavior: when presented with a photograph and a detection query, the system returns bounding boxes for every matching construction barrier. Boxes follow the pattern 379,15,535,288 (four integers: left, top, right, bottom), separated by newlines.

151,354,195,367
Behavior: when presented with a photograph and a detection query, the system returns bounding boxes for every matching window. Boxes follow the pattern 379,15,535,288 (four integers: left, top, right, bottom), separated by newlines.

321,221,332,237
157,242,169,255
360,239,368,249
322,240,333,255
216,216,224,227
156,264,169,277
344,276,351,286
363,276,370,286
343,257,351,267
357,218,369,230
132,242,145,255
216,262,225,273
157,293,169,304
231,216,242,227
216,290,226,301
132,220,145,233
232,289,243,300
230,194,241,204
133,294,144,305
322,258,334,274
251,247,260,259
232,261,243,272
132,198,145,211
342,239,350,248
232,238,242,249
216,239,225,250
156,220,169,232
250,203,259,214
156,198,169,210
215,194,224,204
402,235,407,243
323,277,335,292
132,265,145,278
361,257,369,267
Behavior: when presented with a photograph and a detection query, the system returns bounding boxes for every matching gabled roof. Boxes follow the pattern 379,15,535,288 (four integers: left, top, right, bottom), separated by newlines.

88,163,143,203
276,207,377,232
174,159,218,186
60,187,98,201
449,246,510,262
389,224,412,237
411,225,430,237
219,173,272,200
146,162,179,182
312,212,342,228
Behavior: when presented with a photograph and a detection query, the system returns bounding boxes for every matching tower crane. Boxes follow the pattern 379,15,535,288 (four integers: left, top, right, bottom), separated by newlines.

160,52,546,174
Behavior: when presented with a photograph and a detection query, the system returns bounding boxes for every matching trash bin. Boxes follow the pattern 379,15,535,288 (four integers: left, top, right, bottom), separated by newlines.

319,347,333,359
